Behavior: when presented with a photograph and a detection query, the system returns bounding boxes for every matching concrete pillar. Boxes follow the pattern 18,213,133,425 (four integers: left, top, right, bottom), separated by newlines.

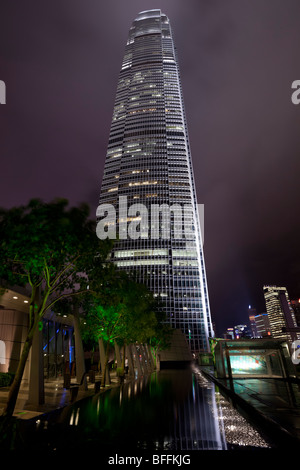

126,344,135,377
73,307,87,390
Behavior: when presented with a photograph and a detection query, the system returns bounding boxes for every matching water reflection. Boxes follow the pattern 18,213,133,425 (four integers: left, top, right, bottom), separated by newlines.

31,367,270,452
193,368,270,449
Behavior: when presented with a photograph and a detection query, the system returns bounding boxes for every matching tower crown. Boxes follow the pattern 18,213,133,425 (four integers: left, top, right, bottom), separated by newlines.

135,10,162,21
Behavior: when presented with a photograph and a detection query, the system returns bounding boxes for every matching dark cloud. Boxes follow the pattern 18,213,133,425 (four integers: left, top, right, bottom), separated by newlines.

1,0,300,335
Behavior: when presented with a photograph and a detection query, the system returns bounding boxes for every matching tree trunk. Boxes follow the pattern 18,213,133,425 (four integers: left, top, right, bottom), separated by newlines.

28,324,44,406
132,344,142,376
126,344,135,377
3,283,49,418
146,344,155,370
122,343,126,371
114,340,122,368
152,347,158,369
27,285,44,406
142,344,151,372
3,327,35,418
99,338,110,387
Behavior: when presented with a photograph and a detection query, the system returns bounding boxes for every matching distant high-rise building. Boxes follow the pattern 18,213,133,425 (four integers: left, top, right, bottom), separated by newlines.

290,299,300,328
254,313,271,338
263,286,298,344
224,328,234,340
248,306,258,338
233,324,251,339
97,10,214,352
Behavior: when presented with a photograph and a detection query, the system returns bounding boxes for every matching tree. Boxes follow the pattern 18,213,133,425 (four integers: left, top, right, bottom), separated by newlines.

0,198,112,418
146,297,173,368
80,273,161,386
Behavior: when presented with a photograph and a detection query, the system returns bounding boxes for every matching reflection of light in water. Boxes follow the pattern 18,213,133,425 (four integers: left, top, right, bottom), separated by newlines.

75,408,80,426
193,365,270,449
69,408,80,426
216,392,270,448
227,425,237,431
62,367,270,451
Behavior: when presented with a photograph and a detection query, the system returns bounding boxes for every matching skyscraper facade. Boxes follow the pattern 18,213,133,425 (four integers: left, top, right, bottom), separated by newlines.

97,10,213,352
263,285,298,344
290,299,300,327
248,306,258,338
254,313,271,338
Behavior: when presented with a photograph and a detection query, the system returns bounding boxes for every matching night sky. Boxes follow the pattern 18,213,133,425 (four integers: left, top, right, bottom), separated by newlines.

1,1,300,336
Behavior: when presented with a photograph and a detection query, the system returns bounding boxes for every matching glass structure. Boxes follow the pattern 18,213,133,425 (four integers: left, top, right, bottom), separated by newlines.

210,338,296,379
98,10,213,352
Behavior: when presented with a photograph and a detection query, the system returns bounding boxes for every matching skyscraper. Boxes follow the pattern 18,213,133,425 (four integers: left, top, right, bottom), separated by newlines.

254,313,271,338
248,306,258,338
97,10,213,352
290,298,300,327
263,285,298,344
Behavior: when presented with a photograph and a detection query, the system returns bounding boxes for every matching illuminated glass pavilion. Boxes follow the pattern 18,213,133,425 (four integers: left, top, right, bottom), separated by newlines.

98,10,213,352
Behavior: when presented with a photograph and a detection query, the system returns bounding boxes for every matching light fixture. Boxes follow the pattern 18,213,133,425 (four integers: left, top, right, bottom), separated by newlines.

24,300,29,303
13,296,18,299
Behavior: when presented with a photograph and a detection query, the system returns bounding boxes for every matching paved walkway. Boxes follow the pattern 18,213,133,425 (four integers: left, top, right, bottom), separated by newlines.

0,371,122,420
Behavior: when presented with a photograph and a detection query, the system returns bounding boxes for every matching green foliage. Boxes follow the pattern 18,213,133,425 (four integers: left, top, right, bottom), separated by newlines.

0,198,113,417
0,198,112,319
80,270,168,349
82,303,125,344
0,373,15,387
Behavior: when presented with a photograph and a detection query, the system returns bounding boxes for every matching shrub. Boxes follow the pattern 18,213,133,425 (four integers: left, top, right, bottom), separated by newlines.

0,373,15,387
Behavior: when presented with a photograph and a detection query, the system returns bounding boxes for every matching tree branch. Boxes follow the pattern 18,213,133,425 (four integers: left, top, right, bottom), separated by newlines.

44,260,51,288
28,284,37,330
36,285,51,319
49,253,83,289
44,289,93,313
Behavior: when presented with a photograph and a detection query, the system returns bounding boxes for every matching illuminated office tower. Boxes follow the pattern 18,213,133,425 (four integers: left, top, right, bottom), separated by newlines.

263,285,298,344
290,299,300,327
248,306,258,338
254,313,271,338
98,10,213,352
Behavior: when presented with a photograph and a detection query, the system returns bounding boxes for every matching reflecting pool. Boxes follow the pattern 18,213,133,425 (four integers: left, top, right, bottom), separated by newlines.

23,366,270,452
